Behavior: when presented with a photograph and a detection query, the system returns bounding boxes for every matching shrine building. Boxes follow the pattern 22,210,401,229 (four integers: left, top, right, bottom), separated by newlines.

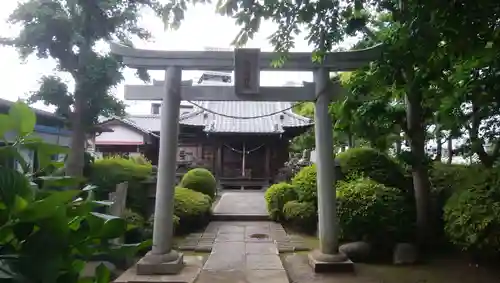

92,71,313,189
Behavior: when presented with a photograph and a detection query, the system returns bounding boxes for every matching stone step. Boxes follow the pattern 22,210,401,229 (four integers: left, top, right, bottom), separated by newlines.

211,213,269,221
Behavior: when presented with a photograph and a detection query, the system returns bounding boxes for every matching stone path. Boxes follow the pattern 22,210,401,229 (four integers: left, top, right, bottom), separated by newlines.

195,222,288,283
176,192,311,282
178,221,309,253
212,191,269,220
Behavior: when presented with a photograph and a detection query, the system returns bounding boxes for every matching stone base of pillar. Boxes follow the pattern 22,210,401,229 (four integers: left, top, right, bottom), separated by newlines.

308,249,354,273
115,255,202,283
136,250,184,275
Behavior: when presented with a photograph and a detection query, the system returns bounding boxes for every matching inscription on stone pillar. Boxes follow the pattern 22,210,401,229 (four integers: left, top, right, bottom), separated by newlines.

234,48,260,95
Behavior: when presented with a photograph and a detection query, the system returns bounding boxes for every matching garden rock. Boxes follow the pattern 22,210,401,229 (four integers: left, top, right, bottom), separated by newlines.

393,243,418,265
339,241,371,262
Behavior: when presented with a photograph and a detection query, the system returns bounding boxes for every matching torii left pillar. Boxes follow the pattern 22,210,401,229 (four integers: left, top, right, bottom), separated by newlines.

136,66,184,275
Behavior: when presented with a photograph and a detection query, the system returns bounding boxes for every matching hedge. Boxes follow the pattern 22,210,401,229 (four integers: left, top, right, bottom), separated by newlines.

89,156,152,216
264,183,298,221
337,177,414,247
283,201,317,233
336,147,408,192
174,187,212,234
179,168,217,200
291,164,317,204
291,147,409,207
443,169,500,257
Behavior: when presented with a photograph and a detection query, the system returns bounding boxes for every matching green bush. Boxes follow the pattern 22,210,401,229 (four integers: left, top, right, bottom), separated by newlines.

427,163,486,243
144,214,180,238
443,170,500,256
179,168,217,199
291,164,317,204
429,162,480,203
0,101,146,282
123,209,146,243
337,147,408,192
283,201,317,233
337,177,414,247
174,187,212,234
265,183,298,221
89,157,152,216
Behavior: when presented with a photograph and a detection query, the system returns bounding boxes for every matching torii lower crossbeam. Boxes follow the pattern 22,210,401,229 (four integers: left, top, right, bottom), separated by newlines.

124,83,323,101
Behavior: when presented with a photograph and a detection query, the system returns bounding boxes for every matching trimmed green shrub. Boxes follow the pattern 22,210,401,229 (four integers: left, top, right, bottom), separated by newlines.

291,164,317,204
283,201,317,233
144,214,180,239
179,168,217,199
174,187,212,234
89,156,152,216
123,209,145,243
337,147,408,192
443,170,500,256
265,183,298,221
337,177,414,247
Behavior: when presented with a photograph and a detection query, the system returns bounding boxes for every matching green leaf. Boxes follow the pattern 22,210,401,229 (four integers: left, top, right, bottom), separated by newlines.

8,102,36,136
95,263,111,283
19,190,80,221
68,216,85,231
0,168,33,209
13,222,35,240
0,114,14,139
13,196,28,214
89,212,127,239
0,146,30,173
37,176,82,188
82,184,97,192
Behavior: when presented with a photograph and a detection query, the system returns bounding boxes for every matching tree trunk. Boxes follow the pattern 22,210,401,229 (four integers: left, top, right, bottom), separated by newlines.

66,29,92,178
447,135,453,164
435,133,442,162
469,101,495,168
66,89,86,178
347,132,354,148
405,90,432,248
396,137,402,154
434,116,442,162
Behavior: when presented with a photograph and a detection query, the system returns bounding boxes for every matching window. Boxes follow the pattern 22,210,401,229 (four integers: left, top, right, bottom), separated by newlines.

151,103,161,115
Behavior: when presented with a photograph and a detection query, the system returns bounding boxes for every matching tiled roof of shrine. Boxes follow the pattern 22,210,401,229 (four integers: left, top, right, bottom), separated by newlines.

114,71,313,134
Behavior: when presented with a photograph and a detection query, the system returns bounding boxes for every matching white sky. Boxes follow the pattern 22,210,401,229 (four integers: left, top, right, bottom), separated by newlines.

0,1,358,115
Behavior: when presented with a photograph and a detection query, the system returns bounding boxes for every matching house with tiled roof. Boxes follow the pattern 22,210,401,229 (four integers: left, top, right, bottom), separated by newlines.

94,72,313,189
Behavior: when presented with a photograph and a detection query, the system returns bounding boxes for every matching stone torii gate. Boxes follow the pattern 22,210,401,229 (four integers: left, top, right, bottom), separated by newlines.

110,43,382,275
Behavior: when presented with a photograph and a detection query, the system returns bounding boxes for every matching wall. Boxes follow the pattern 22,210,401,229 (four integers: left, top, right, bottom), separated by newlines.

95,123,144,145
3,127,71,172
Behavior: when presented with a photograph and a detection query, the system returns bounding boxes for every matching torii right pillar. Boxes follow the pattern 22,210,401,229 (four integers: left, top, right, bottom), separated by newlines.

309,67,354,272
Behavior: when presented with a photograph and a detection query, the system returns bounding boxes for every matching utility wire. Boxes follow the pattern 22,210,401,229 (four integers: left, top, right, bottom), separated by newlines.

185,83,330,120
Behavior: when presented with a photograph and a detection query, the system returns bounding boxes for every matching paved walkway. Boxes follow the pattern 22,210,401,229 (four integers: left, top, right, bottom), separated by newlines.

212,191,268,216
195,222,288,283
177,191,310,283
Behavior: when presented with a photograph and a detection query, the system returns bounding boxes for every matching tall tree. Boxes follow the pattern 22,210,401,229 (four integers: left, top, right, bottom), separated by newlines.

3,0,164,177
